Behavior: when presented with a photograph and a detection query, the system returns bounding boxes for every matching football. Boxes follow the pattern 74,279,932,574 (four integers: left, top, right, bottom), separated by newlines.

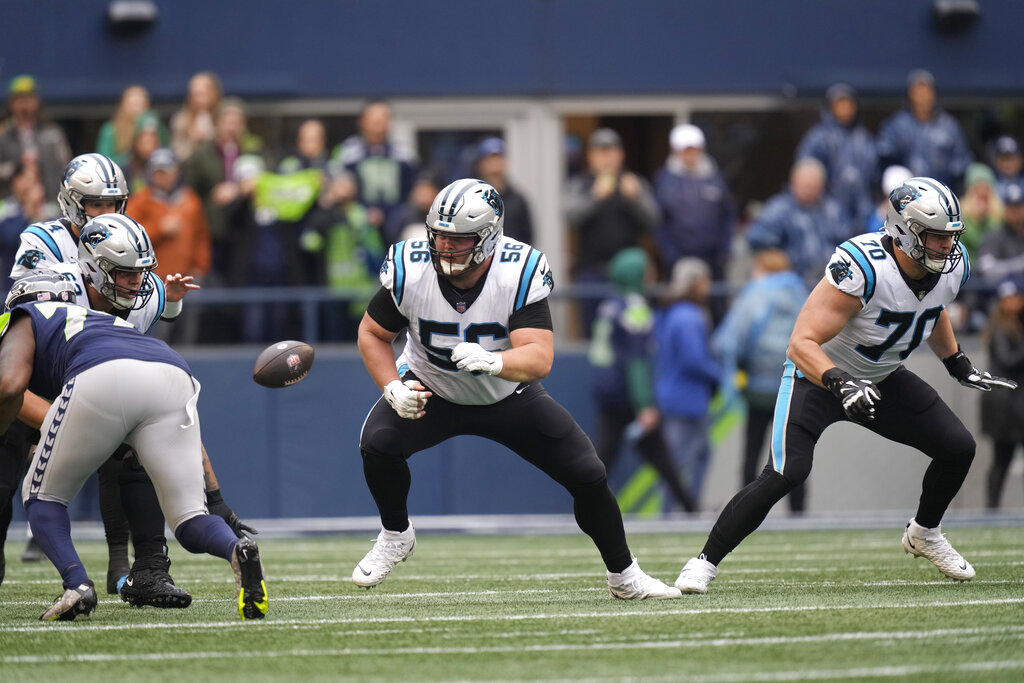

252,340,315,388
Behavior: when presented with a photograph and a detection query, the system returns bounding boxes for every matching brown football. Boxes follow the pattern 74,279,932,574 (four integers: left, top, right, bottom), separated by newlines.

253,340,315,388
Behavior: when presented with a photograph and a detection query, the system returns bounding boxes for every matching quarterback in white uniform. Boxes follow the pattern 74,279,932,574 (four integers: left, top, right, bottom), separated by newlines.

676,177,1016,595
352,178,681,600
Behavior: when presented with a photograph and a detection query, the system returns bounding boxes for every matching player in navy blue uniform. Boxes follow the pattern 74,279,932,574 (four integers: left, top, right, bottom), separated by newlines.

352,179,680,599
0,272,267,621
675,178,1017,594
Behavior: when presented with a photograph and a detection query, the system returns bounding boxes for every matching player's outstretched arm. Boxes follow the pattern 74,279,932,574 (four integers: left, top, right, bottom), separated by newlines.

786,278,863,388
164,273,201,302
201,444,259,537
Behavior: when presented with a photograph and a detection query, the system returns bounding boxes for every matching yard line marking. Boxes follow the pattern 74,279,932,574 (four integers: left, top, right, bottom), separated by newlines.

3,629,1023,664
1,596,1021,634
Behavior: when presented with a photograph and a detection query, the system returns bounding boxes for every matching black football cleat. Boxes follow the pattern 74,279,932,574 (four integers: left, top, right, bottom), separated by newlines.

231,537,268,620
40,580,98,621
120,554,192,608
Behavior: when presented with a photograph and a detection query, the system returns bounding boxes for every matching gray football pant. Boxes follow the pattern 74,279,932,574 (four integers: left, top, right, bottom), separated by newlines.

23,359,207,532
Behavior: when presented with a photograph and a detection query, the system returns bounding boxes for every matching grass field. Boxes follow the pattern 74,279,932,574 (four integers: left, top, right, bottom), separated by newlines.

1,526,1022,682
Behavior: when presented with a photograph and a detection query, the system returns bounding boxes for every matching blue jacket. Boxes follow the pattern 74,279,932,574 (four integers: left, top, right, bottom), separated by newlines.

795,112,878,227
876,108,973,190
711,271,808,407
653,156,735,270
746,192,851,286
654,301,721,417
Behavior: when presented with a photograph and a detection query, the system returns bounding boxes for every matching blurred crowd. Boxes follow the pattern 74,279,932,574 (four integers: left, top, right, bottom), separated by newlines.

1,69,1023,508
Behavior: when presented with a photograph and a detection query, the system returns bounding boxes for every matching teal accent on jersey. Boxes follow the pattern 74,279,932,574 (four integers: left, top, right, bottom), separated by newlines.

394,241,407,306
838,241,876,303
959,243,970,289
25,224,63,263
770,359,798,475
514,248,541,312
152,273,166,320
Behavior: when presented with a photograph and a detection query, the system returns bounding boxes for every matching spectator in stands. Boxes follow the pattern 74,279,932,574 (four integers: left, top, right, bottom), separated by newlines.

653,123,735,322
184,97,264,280
126,148,211,344
980,276,1024,509
565,127,659,337
959,162,1004,264
977,181,1024,292
384,169,444,245
991,135,1022,200
0,160,47,273
796,83,878,228
305,168,385,340
96,85,167,168
473,137,535,244
867,165,914,232
654,257,722,505
122,112,165,192
711,248,809,512
278,119,329,174
170,71,222,163
877,69,972,191
746,157,850,287
588,247,696,513
331,99,418,246
0,75,71,213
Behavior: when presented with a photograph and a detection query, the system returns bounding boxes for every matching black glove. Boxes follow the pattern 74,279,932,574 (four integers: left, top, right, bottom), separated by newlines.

206,488,258,538
822,367,882,423
942,346,1018,392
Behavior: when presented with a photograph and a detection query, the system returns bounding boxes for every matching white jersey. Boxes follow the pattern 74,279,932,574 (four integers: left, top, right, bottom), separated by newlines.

380,236,554,405
820,232,969,383
10,219,79,279
33,262,168,334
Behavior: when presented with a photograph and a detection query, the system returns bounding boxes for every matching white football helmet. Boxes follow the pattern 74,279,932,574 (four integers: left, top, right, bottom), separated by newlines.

5,270,77,311
57,153,130,228
884,176,965,274
425,178,504,277
78,214,157,311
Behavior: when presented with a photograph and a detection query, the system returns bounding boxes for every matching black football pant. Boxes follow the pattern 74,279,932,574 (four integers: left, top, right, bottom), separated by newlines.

360,379,634,573
701,366,975,565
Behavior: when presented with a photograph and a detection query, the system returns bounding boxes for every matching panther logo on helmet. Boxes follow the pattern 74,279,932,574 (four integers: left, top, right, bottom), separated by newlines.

889,183,921,212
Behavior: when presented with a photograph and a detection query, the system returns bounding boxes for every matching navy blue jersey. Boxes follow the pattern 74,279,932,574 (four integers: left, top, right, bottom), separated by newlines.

588,293,655,410
1,301,191,400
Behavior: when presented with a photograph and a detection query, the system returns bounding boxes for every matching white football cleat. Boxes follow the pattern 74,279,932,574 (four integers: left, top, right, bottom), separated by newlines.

675,556,718,594
607,559,682,600
902,518,975,581
352,525,416,588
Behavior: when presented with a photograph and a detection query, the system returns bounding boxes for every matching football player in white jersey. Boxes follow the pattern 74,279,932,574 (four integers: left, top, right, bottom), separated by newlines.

351,178,680,599
675,177,1017,594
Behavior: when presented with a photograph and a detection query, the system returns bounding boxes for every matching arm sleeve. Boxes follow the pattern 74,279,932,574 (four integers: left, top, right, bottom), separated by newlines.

365,286,409,333
509,298,552,332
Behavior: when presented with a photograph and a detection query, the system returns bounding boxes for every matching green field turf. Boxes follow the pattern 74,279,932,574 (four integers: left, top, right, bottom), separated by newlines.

1,526,1022,682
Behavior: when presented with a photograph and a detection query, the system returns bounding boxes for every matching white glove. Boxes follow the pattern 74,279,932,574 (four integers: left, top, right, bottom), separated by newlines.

383,379,431,419
450,342,503,376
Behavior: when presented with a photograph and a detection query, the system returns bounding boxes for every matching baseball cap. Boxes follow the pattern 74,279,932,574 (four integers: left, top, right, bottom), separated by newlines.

669,124,705,151
907,69,935,88
997,276,1022,300
588,128,622,149
825,82,856,104
1003,181,1024,206
881,165,913,193
994,135,1020,157
8,75,36,96
476,137,506,158
147,148,177,172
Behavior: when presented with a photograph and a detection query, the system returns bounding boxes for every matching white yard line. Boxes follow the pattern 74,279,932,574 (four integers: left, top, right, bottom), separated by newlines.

3,628,1023,663
1,596,1022,635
